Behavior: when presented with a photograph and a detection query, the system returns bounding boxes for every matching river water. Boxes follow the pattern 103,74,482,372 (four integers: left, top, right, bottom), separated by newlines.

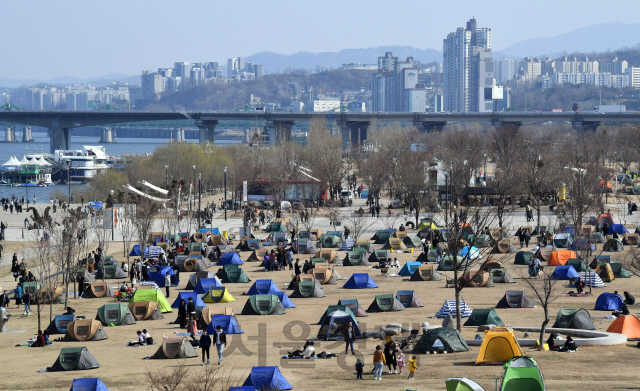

0,131,240,201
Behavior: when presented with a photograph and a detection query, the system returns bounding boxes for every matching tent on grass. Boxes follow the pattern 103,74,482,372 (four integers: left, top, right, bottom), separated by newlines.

241,294,286,315
273,291,296,308
550,265,580,280
316,310,361,340
129,289,172,313
148,265,178,288
410,265,443,281
496,290,534,308
490,269,516,284
318,305,359,325
436,299,472,318
83,282,115,298
553,233,573,248
312,266,337,285
463,271,492,287
398,262,421,276
247,279,282,295
548,250,577,266
241,366,292,390
603,238,624,252
206,315,244,334
595,292,624,311
480,259,506,273
194,278,223,294
596,263,615,282
151,337,198,359
579,272,606,287
320,234,343,248
445,378,485,391
343,273,378,289
292,238,317,254
464,309,504,326
64,319,108,342
381,238,407,251
219,265,251,283
415,327,470,353
514,251,534,265
552,308,595,329
69,378,109,390
396,290,425,307
128,301,164,321
314,249,339,263
609,263,631,278
247,249,267,262
342,251,370,266
607,315,640,338
202,287,236,303
337,299,368,317
367,294,405,312
403,236,422,248
171,292,206,309
95,304,136,326
185,271,218,290
475,327,523,366
499,356,546,391
566,259,588,273
217,252,244,265
46,314,75,335
291,280,325,298
48,347,100,372
39,286,67,304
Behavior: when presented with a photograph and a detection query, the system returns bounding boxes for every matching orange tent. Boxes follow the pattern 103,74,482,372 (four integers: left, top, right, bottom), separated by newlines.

607,315,640,338
598,180,612,190
548,250,577,266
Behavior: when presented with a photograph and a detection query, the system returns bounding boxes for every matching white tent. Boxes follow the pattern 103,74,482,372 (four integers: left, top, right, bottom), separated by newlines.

18,156,30,165
2,156,21,167
579,272,606,288
35,156,51,166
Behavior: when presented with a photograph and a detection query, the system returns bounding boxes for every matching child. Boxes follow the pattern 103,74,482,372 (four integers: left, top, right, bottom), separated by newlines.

355,358,363,379
408,356,417,380
396,348,405,375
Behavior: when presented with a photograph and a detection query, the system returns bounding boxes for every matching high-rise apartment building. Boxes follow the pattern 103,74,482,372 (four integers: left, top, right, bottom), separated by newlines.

141,70,164,102
519,57,542,81
378,52,398,72
371,53,426,112
626,67,640,88
443,18,494,112
495,57,516,84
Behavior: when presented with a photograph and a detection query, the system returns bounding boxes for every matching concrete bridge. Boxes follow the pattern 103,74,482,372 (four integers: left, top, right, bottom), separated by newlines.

1,110,639,153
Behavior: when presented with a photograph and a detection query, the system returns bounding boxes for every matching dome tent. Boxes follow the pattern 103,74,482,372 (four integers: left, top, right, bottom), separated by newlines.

343,273,378,289
95,303,137,326
151,337,198,359
475,327,523,366
445,378,486,391
499,356,546,391
552,308,595,329
607,315,640,338
241,366,292,390
415,327,470,354
47,347,100,372
595,292,624,311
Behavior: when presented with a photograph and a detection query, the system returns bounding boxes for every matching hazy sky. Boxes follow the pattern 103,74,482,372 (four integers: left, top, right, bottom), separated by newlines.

1,0,639,79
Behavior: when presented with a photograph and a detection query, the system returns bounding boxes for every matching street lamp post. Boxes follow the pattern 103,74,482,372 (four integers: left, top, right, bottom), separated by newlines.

192,165,196,228
224,166,227,221
67,162,71,205
165,165,168,188
198,173,202,229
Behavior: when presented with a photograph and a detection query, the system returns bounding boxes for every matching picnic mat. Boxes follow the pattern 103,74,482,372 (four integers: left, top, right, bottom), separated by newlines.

566,294,589,297
175,332,202,337
281,355,335,359
126,342,157,347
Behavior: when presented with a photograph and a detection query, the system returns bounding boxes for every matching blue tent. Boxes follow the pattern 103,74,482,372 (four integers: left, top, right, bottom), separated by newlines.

47,314,75,334
569,238,595,252
206,315,244,334
242,366,293,390
69,378,109,391
217,252,244,265
595,292,624,311
247,279,282,295
129,245,164,258
611,224,629,234
148,265,179,287
200,227,220,235
562,226,576,235
171,291,206,308
193,278,223,294
230,388,257,391
273,291,296,308
398,262,421,276
343,273,378,289
458,246,481,259
550,265,580,280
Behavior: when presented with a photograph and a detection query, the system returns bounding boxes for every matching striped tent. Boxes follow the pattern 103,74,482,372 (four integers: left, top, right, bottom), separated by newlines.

579,272,606,287
435,299,472,318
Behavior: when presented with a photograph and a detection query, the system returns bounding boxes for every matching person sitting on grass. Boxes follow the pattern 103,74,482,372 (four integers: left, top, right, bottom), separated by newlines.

129,330,146,346
624,291,635,305
560,336,576,352
546,334,560,351
288,341,311,357
32,330,47,347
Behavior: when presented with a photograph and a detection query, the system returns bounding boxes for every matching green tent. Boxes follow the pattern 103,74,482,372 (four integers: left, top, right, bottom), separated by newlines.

169,234,181,243
353,242,373,254
96,303,137,326
368,250,390,263
343,251,367,266
463,309,504,327
320,234,341,248
446,378,486,391
268,222,288,232
129,289,172,313
403,236,423,248
374,231,392,245
438,255,463,271
318,305,358,325
367,294,405,312
514,251,534,265
310,258,329,267
633,186,640,195
551,308,595,329
48,347,100,372
500,356,546,391
219,264,251,283
474,234,492,248
187,242,204,253
566,258,588,273
292,280,326,298
21,281,41,295
609,263,631,278
415,327,470,353
241,294,286,315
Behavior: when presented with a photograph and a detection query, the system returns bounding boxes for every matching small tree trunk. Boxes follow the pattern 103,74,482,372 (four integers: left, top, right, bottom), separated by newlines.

36,296,41,331
538,309,549,351
454,264,461,331
536,199,541,234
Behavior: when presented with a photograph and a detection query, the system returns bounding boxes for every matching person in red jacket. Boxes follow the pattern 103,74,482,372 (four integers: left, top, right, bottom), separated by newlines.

32,330,46,347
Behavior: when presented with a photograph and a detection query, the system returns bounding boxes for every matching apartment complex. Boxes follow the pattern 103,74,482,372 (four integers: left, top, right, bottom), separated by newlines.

26,83,130,110
371,52,427,112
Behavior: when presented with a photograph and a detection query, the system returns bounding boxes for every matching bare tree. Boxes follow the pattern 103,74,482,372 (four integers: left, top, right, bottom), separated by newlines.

50,209,86,309
117,204,136,267
146,360,241,391
520,269,562,350
27,230,56,330
345,210,373,242
131,198,158,262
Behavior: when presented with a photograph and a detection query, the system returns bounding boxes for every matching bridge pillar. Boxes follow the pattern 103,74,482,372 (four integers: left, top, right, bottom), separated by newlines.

346,121,369,148
266,121,294,146
340,126,350,150
244,128,250,143
573,120,600,132
414,121,447,132
99,127,115,143
50,127,71,153
21,126,33,142
493,122,522,130
4,125,16,142
196,120,217,146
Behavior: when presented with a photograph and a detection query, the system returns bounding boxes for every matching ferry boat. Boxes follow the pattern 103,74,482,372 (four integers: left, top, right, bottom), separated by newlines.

53,146,110,181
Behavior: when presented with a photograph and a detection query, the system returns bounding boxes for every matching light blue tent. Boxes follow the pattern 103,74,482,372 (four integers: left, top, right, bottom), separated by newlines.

171,291,206,308
46,314,75,334
246,279,282,295
550,265,580,280
242,366,292,390
217,252,244,265
206,315,244,334
343,273,378,289
69,378,109,391
398,262,421,276
458,246,481,260
273,291,296,308
193,278,223,294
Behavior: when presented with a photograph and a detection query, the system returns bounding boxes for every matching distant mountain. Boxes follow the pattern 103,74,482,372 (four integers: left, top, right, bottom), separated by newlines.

246,46,442,73
495,22,640,59
0,74,140,88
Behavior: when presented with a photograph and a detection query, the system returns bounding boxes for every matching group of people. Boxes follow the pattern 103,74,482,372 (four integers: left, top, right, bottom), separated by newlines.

262,248,294,272
371,344,416,381
546,334,577,352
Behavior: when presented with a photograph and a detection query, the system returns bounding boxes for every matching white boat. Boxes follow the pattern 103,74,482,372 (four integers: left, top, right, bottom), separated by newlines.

53,146,110,181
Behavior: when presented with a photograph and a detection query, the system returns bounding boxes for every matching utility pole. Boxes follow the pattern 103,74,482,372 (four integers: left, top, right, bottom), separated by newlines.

198,173,201,229
224,166,227,221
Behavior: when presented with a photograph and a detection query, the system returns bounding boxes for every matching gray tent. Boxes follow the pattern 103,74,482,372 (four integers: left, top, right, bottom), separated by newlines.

442,314,455,328
48,347,100,371
366,294,405,312
496,290,534,308
291,280,326,298
490,268,516,283
152,337,198,359
185,271,217,290
76,269,95,283
552,308,595,330
414,327,470,353
94,264,127,279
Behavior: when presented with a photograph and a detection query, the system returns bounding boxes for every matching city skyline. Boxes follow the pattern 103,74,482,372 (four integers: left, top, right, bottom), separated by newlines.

1,0,640,79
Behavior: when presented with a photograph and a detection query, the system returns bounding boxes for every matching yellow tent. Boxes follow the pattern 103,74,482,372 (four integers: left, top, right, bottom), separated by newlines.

595,263,615,282
382,238,407,251
418,221,438,230
202,287,236,303
475,327,524,366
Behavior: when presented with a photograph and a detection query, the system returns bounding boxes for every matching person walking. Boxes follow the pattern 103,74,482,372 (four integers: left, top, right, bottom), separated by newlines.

407,356,418,380
164,272,171,298
355,358,364,380
629,201,633,216
518,229,526,248
214,325,226,364
397,348,405,375
200,329,211,365
286,249,294,270
375,205,380,218
373,345,385,380
384,342,398,374
344,321,356,355
14,283,22,307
